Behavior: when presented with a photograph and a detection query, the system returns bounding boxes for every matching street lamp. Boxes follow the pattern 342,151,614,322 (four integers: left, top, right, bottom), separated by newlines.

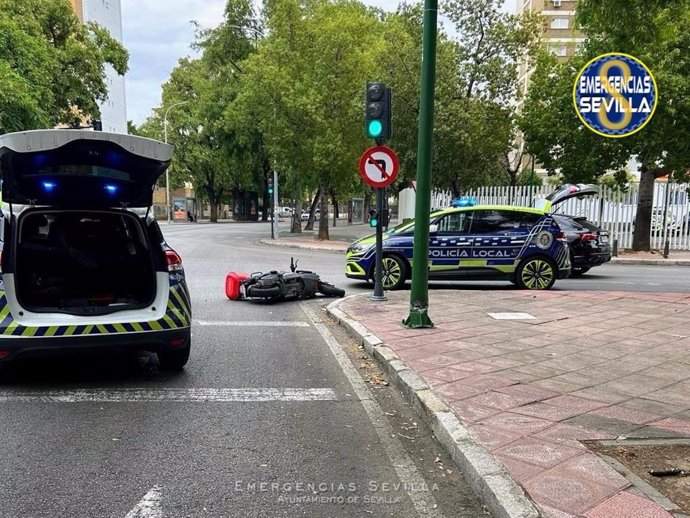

163,101,188,224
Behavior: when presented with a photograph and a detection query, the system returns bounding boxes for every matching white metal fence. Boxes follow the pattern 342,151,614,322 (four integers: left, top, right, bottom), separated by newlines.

431,183,690,250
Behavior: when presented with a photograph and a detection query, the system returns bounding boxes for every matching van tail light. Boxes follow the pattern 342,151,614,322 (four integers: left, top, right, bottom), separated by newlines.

165,249,184,272
579,232,598,241
555,232,568,242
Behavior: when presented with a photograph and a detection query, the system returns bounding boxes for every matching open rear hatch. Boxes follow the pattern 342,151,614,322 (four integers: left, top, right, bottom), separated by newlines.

534,184,599,213
0,130,172,209
0,130,173,316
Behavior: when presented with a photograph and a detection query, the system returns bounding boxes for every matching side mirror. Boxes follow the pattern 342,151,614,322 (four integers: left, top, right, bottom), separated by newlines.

429,224,438,234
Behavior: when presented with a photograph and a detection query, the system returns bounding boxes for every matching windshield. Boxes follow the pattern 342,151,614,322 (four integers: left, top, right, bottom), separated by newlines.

385,210,446,234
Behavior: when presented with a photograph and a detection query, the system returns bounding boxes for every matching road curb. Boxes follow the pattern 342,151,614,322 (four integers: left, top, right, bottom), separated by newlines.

326,296,543,518
611,258,690,266
258,238,347,254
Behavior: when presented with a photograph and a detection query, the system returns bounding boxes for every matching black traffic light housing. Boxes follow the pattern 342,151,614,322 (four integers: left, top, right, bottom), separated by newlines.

369,208,379,228
365,82,392,140
267,177,274,195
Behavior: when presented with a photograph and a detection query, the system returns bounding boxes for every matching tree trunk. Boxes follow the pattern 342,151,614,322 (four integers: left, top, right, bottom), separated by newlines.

318,183,329,240
331,191,339,228
291,212,302,233
304,188,320,231
632,162,654,251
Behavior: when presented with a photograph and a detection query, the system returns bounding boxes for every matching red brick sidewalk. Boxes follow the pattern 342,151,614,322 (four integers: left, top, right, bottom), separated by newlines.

334,290,690,517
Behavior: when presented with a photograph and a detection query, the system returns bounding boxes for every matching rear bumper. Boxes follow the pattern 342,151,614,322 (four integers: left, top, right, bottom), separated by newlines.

573,252,612,268
0,327,190,362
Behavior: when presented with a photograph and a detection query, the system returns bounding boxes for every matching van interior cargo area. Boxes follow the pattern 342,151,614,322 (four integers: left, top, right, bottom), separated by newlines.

16,211,157,315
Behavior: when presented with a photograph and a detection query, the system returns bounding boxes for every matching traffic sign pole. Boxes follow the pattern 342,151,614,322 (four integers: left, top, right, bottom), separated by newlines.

369,186,387,302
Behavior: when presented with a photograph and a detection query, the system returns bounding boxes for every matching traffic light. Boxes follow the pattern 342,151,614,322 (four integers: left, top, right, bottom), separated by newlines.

365,82,391,140
267,177,274,195
369,208,379,228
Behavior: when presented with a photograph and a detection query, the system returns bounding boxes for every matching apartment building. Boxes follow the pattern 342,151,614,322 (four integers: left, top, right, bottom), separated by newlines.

514,0,584,178
69,0,127,133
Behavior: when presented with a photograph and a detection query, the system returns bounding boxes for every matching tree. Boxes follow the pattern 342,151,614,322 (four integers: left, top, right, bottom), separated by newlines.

521,0,690,250
430,0,542,194
0,0,128,132
231,0,387,239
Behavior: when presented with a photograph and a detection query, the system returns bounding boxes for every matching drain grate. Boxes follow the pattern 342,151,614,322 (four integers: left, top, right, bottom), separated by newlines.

586,438,690,515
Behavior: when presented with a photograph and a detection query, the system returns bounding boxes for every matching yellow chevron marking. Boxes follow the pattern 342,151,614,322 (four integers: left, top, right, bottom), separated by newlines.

65,325,78,336
131,322,144,332
113,323,128,333
44,326,59,337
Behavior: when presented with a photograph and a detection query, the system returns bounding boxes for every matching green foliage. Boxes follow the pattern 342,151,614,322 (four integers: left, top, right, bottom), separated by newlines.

521,0,690,249
0,0,128,132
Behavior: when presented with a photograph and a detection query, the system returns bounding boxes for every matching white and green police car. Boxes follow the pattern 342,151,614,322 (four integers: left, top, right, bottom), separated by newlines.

0,130,192,369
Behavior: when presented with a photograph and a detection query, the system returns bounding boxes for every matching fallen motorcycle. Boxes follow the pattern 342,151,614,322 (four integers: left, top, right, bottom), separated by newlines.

225,258,345,302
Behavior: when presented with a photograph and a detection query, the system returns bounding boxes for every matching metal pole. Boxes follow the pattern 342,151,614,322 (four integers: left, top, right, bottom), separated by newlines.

271,170,278,240
370,187,387,301
403,0,437,328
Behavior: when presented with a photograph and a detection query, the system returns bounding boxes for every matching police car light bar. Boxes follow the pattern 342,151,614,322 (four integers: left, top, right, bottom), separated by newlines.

451,197,477,207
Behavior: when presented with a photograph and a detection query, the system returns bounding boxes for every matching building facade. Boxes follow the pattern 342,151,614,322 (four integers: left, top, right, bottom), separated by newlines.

517,0,583,96
69,0,127,133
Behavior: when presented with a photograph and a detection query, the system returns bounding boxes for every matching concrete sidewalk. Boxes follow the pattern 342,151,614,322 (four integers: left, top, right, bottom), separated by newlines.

259,234,690,517
328,290,690,518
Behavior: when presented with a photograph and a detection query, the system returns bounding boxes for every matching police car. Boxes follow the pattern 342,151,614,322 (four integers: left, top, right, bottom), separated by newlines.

0,130,192,368
346,201,574,290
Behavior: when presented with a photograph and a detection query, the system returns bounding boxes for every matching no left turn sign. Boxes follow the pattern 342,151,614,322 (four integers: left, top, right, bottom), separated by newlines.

358,146,399,188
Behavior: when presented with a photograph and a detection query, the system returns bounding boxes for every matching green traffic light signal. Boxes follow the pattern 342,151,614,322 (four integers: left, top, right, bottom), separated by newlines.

367,120,383,138
369,209,379,227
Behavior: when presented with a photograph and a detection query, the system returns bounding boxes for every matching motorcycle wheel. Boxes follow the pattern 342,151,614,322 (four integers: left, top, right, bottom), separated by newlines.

318,282,345,298
246,285,282,300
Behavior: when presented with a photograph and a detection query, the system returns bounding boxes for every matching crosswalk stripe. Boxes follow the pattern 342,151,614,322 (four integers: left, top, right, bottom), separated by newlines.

195,320,310,327
0,388,337,403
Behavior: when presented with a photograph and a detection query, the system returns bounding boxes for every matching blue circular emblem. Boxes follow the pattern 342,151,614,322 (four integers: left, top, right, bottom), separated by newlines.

573,53,658,138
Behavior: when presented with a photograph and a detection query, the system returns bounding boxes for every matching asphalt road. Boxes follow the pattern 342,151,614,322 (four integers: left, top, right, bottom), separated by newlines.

0,222,490,518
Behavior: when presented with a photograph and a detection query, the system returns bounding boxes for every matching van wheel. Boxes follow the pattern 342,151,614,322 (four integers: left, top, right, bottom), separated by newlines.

516,257,557,290
158,342,191,370
375,255,407,290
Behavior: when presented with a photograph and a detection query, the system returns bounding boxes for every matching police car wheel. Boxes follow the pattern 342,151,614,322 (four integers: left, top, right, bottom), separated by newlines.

380,255,407,290
516,256,556,290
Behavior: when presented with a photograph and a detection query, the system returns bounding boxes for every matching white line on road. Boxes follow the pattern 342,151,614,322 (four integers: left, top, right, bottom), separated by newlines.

301,304,443,518
0,388,337,403
195,320,310,327
125,485,163,518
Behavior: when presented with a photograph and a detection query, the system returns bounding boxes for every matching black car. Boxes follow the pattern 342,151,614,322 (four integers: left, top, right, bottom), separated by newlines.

552,214,611,276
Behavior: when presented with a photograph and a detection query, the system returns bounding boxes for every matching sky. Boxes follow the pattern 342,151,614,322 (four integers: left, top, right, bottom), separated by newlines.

121,0,516,126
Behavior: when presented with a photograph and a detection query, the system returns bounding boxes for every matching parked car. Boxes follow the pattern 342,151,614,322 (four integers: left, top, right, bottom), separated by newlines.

551,215,611,276
278,207,294,218
301,209,321,221
539,184,612,277
346,205,575,290
0,130,192,368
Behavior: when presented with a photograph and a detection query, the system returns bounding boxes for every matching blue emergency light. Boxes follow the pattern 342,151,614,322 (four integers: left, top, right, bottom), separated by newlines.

451,197,477,207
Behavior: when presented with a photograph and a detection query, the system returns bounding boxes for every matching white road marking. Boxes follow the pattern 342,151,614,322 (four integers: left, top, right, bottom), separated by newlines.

301,304,443,518
195,320,310,327
0,388,337,403
486,312,536,320
125,485,162,518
